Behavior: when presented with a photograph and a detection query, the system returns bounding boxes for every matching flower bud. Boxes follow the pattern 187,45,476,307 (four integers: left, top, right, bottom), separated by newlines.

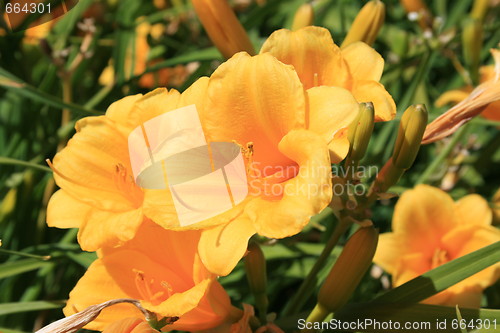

471,0,489,21
392,104,428,169
317,226,379,313
192,0,255,59
292,3,314,31
244,241,268,318
462,17,483,84
341,0,385,48
347,102,375,162
0,188,17,222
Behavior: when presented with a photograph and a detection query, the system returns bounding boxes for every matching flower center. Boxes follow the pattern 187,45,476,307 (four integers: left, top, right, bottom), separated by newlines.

133,269,173,305
431,248,450,269
112,163,144,207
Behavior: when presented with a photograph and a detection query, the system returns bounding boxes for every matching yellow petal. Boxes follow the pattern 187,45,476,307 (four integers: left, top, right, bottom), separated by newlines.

64,259,143,331
105,94,143,128
306,86,359,143
455,194,492,226
125,88,182,130
442,224,500,290
52,116,143,212
198,216,256,276
392,185,456,256
392,252,430,287
77,208,144,252
351,80,396,121
248,130,332,239
202,52,305,171
434,89,471,108
373,233,404,274
328,134,350,164
260,26,351,89
46,190,90,229
102,318,157,333
341,42,384,82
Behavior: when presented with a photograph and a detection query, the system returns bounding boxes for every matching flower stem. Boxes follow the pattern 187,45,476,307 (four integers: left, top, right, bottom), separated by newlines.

301,304,330,333
416,124,469,184
282,216,350,316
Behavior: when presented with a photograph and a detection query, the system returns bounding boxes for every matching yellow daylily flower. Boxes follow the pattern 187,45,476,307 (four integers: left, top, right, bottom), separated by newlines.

64,220,240,332
260,26,396,162
374,185,500,307
423,48,500,144
48,51,360,276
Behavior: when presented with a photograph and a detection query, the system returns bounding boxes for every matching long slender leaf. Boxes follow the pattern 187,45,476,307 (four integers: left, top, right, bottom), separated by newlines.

375,242,500,304
0,259,52,280
0,68,102,116
0,301,65,316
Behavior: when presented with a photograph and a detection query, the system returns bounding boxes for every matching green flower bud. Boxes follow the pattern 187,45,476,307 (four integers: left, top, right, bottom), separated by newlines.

462,17,483,84
244,241,268,320
342,0,385,48
292,3,314,31
317,226,379,313
347,102,375,162
392,104,428,169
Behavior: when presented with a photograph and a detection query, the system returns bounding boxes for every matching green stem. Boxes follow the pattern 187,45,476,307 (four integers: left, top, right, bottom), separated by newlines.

0,157,52,173
282,217,350,316
416,124,469,184
0,248,50,260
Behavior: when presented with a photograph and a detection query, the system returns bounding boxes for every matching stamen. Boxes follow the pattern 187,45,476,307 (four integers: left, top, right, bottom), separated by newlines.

313,72,319,86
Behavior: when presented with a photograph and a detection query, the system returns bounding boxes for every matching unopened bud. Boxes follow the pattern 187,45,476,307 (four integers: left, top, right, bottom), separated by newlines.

462,17,483,84
392,104,428,169
192,0,255,59
317,226,379,313
471,0,489,21
0,188,17,221
292,3,314,31
341,0,385,48
347,102,375,162
244,241,268,318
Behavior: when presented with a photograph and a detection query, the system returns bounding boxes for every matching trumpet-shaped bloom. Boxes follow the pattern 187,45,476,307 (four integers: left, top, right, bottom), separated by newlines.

260,26,396,161
48,51,360,275
64,220,238,332
374,185,500,307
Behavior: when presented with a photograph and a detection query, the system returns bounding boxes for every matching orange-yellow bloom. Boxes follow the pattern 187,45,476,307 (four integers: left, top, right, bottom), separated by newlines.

48,51,360,276
423,48,500,144
260,26,396,162
64,220,238,332
374,185,500,307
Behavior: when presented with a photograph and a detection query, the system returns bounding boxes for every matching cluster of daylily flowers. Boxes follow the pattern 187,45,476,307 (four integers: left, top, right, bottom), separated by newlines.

36,0,500,332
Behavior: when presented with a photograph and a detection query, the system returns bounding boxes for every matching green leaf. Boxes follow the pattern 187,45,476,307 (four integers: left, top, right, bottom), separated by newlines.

0,68,102,116
0,327,29,333
334,303,500,333
374,242,500,304
0,259,52,279
0,300,65,316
